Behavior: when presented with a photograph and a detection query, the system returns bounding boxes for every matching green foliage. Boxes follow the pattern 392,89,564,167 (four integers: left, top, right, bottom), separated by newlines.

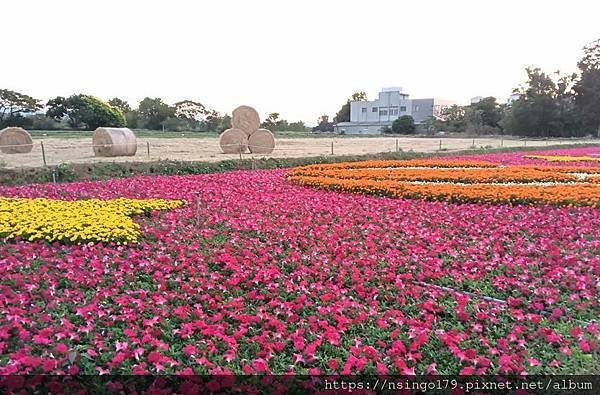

124,111,139,129
28,114,63,130
501,68,584,137
574,38,600,136
440,105,467,133
313,115,334,132
107,98,132,114
174,100,206,121
392,115,416,134
469,97,503,129
0,89,42,128
46,94,126,130
202,110,230,133
137,97,175,130
419,116,444,135
161,117,189,132
260,113,307,132
334,91,367,123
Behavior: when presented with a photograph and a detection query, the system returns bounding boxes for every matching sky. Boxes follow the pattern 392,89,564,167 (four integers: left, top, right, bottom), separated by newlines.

2,0,599,125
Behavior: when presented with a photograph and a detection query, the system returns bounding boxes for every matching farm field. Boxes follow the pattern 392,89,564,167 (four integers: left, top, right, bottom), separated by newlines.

0,146,599,382
1,133,597,168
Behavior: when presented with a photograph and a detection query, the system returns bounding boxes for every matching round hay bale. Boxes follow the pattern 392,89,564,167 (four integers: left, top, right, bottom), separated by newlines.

248,128,275,154
92,127,137,157
0,127,33,154
219,128,248,154
232,105,260,136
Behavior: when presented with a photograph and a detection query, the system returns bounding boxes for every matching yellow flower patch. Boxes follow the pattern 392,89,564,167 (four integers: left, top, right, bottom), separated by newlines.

0,197,184,244
525,154,600,163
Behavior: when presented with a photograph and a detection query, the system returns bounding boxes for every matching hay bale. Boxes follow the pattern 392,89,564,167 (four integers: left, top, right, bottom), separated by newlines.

232,105,260,136
0,127,33,154
248,128,275,154
219,128,248,153
92,127,137,157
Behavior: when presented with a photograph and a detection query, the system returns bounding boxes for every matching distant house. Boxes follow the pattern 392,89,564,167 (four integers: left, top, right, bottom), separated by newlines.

507,94,520,104
334,87,455,134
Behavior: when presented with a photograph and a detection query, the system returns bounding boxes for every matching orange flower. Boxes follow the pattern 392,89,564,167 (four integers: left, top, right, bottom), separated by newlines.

289,160,600,207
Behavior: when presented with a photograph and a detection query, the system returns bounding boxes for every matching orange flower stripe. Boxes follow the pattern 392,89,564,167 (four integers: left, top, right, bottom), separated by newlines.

289,160,600,207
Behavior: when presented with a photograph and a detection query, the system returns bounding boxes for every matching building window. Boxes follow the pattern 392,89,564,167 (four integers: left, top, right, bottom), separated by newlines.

413,105,419,112
372,107,378,112
400,106,407,112
379,109,388,116
361,107,367,113
390,106,398,116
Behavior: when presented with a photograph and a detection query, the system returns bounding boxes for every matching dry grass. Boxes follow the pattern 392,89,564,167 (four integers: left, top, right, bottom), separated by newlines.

0,135,596,168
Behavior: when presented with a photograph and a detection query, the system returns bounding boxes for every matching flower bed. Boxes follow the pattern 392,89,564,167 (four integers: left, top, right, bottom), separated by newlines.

289,161,600,207
0,147,598,377
0,197,183,244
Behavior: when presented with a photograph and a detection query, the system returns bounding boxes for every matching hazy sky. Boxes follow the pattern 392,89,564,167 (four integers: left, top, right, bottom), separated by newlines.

2,0,599,125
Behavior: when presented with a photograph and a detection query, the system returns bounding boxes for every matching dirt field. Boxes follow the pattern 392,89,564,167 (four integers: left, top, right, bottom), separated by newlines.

0,136,596,168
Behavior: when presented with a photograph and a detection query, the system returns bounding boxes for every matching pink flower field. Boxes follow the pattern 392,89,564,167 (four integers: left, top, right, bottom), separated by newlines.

0,147,599,378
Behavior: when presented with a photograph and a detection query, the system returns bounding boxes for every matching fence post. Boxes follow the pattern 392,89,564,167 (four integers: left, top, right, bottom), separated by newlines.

40,141,47,166
472,138,475,147
146,141,150,157
439,139,442,150
500,137,503,147
331,141,334,155
524,140,527,147
395,138,399,152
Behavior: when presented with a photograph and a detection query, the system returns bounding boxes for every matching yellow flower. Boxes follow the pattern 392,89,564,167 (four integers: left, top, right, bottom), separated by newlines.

0,197,183,244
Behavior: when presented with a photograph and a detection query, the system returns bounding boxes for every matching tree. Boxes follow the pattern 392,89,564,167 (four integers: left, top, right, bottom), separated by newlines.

392,115,416,134
470,97,502,128
174,100,207,121
137,97,175,130
203,110,230,133
334,91,367,123
313,115,333,132
440,105,466,132
107,98,132,114
46,94,125,130
574,38,600,136
500,67,579,137
421,116,443,135
0,89,42,127
108,98,139,128
262,112,281,130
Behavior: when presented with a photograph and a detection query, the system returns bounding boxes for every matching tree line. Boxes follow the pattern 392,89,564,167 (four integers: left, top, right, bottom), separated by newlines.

0,93,307,133
334,38,600,138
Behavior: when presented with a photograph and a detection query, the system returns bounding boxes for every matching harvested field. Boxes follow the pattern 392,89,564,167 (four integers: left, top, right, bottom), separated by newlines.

0,135,596,168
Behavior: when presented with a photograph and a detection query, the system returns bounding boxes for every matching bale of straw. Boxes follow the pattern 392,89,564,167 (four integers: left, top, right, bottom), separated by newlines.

232,105,260,136
248,128,275,154
219,128,248,153
0,127,33,154
92,127,137,157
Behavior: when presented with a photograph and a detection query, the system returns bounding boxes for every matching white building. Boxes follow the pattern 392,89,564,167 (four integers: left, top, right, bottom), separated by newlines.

334,87,455,134
470,96,483,104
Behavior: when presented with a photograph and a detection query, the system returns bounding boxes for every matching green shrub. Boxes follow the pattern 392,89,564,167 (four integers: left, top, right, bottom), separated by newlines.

46,94,126,130
392,115,416,134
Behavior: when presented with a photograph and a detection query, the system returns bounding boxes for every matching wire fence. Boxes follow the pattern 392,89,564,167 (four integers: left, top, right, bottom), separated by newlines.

0,137,597,169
